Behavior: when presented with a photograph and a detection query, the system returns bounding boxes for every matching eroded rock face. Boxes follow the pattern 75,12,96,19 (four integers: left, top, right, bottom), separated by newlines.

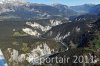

26,43,53,64
22,20,65,37
2,41,65,66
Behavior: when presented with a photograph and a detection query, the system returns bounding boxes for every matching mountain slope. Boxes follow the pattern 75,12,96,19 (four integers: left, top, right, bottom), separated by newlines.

70,4,95,14
41,20,94,48
90,4,100,15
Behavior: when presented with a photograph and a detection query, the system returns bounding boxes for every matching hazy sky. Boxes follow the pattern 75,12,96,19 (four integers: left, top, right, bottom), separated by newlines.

28,0,100,6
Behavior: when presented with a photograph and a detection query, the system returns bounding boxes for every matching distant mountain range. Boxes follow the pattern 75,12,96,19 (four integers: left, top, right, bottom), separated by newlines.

0,1,100,20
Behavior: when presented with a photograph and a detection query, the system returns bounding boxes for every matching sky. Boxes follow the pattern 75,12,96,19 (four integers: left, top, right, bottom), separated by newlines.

28,0,100,6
